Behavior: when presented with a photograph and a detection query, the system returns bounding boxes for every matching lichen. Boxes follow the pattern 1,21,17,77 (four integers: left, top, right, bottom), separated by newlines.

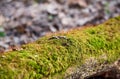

0,16,120,79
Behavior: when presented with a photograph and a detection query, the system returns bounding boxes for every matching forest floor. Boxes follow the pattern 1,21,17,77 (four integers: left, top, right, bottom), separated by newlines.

0,0,120,52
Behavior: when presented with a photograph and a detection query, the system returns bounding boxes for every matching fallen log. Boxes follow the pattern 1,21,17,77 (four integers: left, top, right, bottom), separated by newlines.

0,16,120,79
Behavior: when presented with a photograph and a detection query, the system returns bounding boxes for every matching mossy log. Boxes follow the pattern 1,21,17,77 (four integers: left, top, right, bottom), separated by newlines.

0,16,120,79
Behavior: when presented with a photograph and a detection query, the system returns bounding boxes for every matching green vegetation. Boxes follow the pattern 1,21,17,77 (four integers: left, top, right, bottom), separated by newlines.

0,27,5,37
0,32,5,37
0,16,120,79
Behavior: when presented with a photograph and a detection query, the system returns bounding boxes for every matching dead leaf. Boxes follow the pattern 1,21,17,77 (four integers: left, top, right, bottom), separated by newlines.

0,15,5,25
67,0,88,7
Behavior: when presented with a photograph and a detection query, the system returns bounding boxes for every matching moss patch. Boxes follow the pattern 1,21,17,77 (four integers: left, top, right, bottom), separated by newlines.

0,16,120,79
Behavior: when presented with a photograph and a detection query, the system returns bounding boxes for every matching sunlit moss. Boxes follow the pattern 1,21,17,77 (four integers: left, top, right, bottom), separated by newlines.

0,16,120,79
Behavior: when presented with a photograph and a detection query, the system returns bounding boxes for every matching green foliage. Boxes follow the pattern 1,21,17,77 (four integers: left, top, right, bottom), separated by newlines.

0,27,5,37
0,32,5,37
0,16,120,79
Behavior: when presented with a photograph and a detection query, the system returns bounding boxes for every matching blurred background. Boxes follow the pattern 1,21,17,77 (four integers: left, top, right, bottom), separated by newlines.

0,0,120,52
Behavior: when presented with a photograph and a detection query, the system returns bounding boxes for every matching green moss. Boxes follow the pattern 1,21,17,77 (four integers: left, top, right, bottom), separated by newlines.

0,16,120,79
